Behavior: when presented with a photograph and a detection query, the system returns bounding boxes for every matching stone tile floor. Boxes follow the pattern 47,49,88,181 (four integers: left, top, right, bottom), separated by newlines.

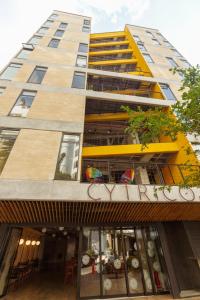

2,272,200,300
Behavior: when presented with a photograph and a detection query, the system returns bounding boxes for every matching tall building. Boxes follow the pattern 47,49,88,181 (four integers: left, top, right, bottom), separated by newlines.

0,10,199,300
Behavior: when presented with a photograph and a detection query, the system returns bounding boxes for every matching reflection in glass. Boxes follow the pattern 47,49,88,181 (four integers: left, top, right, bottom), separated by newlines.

0,129,19,174
144,227,170,292
101,229,126,296
55,135,79,180
10,90,36,117
135,228,153,293
123,229,144,294
80,229,100,297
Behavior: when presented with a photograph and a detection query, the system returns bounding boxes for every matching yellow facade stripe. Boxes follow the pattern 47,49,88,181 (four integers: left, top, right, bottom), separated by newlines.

82,142,179,157
90,31,125,39
89,58,137,66
89,41,129,48
89,49,133,56
85,112,129,122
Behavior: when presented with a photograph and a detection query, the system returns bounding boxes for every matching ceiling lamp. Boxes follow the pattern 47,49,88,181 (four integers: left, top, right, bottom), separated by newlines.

19,238,24,245
36,241,40,246
25,240,31,246
31,241,36,246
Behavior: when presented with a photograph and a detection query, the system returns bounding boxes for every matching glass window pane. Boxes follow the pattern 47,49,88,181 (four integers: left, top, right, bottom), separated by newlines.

10,90,36,117
135,228,153,293
37,27,48,34
72,72,86,89
137,43,147,52
17,49,31,59
0,129,19,174
84,19,90,25
144,227,170,293
59,22,68,29
152,39,160,45
43,20,53,27
123,229,144,294
48,38,60,48
82,26,90,33
0,63,22,80
29,36,41,45
76,55,87,67
50,13,58,19
54,30,64,37
0,87,6,95
143,53,154,63
133,35,141,42
28,66,47,84
164,41,171,47
160,84,176,100
166,57,178,67
80,228,101,297
78,43,88,53
55,134,80,180
101,229,127,296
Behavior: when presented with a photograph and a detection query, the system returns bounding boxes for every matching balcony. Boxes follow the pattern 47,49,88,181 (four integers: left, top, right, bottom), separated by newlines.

89,52,133,62
87,75,164,99
88,64,152,76
90,36,126,44
89,44,129,52
82,159,199,186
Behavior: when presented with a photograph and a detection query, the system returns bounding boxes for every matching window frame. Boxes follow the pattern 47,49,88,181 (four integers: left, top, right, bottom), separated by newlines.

78,43,88,53
82,25,90,33
72,72,86,89
143,53,154,63
28,35,42,45
0,63,22,81
137,42,147,52
76,55,87,68
48,38,60,48
50,13,58,19
152,38,160,45
0,87,6,95
37,27,49,34
166,57,178,68
16,48,33,60
54,133,80,181
43,20,54,27
27,66,47,84
9,90,37,117
54,29,65,37
160,83,176,101
59,22,68,29
84,19,90,25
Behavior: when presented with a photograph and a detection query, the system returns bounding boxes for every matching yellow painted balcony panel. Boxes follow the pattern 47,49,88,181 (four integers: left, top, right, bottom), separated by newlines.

82,142,179,157
89,41,129,48
90,31,125,39
89,58,137,66
89,49,133,56
85,112,129,122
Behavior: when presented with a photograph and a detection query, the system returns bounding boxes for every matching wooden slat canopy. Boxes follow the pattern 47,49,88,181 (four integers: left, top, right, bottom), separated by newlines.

1,200,200,225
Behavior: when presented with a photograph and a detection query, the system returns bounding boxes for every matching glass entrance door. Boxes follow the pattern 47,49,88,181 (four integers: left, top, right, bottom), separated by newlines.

79,226,170,299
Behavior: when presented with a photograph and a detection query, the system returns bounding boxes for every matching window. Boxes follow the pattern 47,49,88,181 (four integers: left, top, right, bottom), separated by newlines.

55,134,80,180
29,35,42,45
157,32,165,39
48,38,60,48
152,39,160,45
59,22,68,29
16,49,32,59
82,26,90,33
146,31,155,38
84,19,90,25
181,60,191,68
76,55,87,68
78,43,88,53
137,43,147,52
54,29,64,37
50,13,58,19
0,87,6,95
166,57,178,68
160,83,176,100
9,90,37,117
133,35,141,42
171,49,181,57
37,27,48,34
0,63,22,80
143,53,154,63
72,72,86,89
28,66,47,84
0,129,19,174
43,20,54,27
164,40,171,47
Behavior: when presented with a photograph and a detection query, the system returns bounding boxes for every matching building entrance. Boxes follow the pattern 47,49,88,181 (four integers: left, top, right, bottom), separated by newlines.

0,226,79,300
79,226,170,299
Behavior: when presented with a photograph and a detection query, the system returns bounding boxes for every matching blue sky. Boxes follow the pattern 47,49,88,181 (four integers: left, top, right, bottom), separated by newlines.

0,0,200,70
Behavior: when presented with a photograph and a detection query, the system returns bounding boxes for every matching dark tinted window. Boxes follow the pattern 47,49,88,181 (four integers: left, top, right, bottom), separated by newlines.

28,66,47,84
54,30,64,37
48,38,60,48
72,72,86,89
160,83,176,100
78,43,88,53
